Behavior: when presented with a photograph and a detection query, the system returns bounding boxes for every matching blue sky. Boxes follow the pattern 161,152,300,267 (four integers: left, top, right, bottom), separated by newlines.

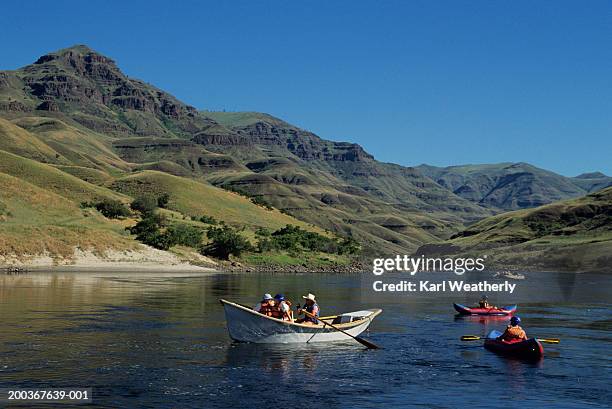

3,0,611,176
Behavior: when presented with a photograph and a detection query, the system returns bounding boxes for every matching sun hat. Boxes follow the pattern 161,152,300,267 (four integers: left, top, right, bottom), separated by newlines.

302,293,316,301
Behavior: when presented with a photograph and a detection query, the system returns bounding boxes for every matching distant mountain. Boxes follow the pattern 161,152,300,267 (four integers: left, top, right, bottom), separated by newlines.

575,171,608,179
416,187,612,273
417,163,612,210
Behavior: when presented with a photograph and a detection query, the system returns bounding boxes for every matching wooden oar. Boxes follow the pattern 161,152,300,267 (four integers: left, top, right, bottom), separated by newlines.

461,335,560,344
303,310,380,349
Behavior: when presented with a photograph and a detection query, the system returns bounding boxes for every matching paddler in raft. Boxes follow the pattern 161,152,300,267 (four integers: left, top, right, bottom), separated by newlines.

498,316,528,342
478,295,496,309
295,293,320,325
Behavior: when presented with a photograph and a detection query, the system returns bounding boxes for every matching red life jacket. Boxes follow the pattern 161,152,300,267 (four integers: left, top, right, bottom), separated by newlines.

259,302,273,316
259,302,283,319
269,303,283,319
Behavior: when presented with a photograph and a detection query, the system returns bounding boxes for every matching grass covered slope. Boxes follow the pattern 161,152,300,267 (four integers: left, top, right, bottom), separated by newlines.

417,187,612,272
111,170,323,232
0,150,126,204
0,172,134,259
0,118,65,164
12,116,129,173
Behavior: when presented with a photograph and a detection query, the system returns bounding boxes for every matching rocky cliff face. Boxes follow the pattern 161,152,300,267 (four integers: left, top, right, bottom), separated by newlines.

1,45,220,138
25,46,196,120
235,120,374,162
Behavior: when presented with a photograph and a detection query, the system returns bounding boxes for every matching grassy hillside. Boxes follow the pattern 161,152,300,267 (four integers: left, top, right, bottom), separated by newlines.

0,150,127,204
111,170,323,232
12,116,128,173
0,172,134,259
417,187,612,272
0,118,66,164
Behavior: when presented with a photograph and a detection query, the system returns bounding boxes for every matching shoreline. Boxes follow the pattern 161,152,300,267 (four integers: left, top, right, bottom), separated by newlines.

1,264,603,275
2,263,217,273
0,246,218,274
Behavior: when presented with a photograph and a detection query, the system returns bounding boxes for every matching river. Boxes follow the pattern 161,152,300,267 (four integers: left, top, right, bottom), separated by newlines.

0,271,610,408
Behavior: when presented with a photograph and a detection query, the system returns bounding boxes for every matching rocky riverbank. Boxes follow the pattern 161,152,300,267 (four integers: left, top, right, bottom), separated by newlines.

219,260,366,273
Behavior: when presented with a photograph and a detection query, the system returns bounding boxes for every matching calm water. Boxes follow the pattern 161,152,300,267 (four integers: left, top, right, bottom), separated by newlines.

0,271,610,408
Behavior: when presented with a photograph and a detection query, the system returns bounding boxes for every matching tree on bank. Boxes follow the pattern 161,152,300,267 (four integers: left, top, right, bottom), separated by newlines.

201,225,253,260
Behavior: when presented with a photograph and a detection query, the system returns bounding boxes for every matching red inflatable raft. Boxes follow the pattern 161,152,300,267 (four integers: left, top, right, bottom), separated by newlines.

453,303,517,316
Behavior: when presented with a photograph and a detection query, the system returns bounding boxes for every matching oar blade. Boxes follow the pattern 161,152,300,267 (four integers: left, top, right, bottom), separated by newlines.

537,338,560,344
461,335,482,341
355,336,380,349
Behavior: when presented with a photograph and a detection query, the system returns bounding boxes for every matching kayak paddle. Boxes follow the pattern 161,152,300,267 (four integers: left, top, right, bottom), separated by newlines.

303,310,380,349
461,335,560,344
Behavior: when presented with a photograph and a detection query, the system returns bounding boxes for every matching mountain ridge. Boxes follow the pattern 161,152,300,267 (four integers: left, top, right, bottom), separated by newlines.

1,45,610,263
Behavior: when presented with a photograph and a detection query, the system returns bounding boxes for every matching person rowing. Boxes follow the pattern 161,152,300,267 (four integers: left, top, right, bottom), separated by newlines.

498,316,528,342
296,293,320,325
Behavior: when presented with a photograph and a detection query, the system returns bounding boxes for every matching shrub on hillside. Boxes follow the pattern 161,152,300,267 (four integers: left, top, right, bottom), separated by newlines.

201,225,253,260
338,237,360,255
128,213,171,250
128,214,204,250
130,195,158,214
157,193,170,208
255,224,361,256
256,237,274,252
94,199,130,219
255,227,271,237
250,196,273,210
199,215,218,225
270,225,335,252
166,224,203,247
129,213,164,238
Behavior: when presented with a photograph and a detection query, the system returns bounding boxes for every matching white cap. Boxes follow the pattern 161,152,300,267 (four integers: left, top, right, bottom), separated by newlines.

262,293,273,300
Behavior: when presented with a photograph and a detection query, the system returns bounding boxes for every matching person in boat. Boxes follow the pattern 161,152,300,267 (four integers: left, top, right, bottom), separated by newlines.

259,295,284,319
296,293,319,325
254,293,273,313
478,295,491,308
498,316,527,342
274,293,293,321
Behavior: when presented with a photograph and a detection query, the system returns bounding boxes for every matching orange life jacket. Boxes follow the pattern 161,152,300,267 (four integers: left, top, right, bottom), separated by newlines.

502,325,527,342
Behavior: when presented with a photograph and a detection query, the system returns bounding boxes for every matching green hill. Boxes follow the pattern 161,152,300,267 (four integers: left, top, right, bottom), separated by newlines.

417,187,612,272
0,149,126,204
111,170,322,232
0,172,134,259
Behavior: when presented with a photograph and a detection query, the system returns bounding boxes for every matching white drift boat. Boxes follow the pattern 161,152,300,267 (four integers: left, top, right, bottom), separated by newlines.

220,299,382,344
